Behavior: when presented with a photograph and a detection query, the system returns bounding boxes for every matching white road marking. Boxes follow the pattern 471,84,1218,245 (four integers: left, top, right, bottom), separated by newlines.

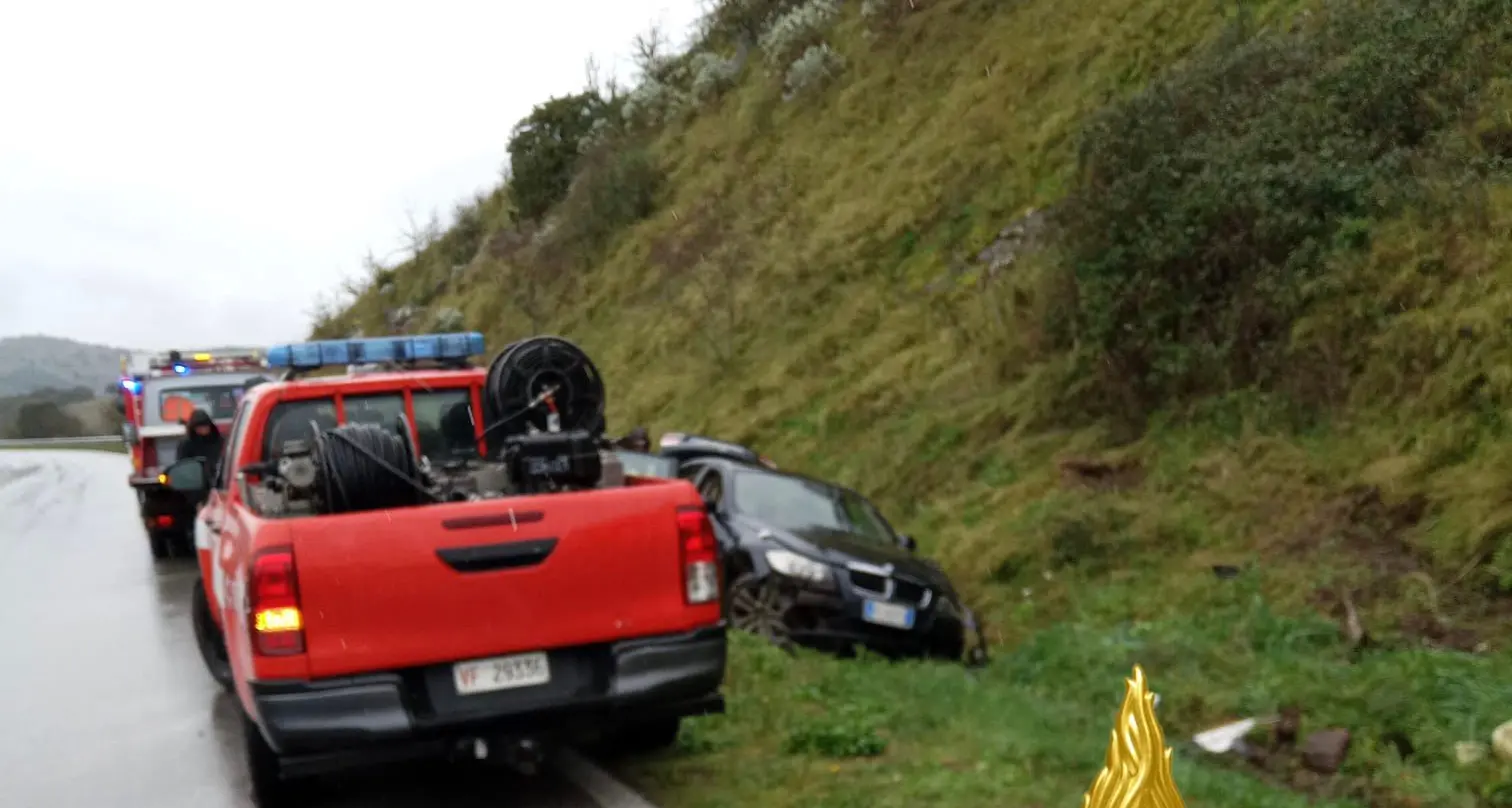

552,749,661,808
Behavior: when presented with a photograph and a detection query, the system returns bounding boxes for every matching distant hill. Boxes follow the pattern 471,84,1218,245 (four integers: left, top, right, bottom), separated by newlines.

0,335,129,398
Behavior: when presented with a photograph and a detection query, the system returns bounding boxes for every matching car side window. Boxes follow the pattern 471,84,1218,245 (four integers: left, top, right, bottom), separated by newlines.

261,397,337,460
677,461,705,482
217,401,250,490
694,468,724,505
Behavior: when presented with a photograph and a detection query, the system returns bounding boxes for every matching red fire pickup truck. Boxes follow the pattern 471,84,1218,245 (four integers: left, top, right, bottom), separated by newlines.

162,333,726,806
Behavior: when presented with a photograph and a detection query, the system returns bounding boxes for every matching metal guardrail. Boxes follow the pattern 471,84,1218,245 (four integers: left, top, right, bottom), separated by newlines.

0,435,122,447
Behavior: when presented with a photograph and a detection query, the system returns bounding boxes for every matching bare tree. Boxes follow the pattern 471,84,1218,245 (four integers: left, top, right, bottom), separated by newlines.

585,55,603,95
399,208,443,259
631,24,671,82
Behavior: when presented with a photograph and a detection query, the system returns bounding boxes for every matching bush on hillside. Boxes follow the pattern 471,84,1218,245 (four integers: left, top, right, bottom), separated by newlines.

758,0,842,70
1058,0,1509,414
784,43,845,95
506,91,613,221
697,0,807,45
553,145,664,255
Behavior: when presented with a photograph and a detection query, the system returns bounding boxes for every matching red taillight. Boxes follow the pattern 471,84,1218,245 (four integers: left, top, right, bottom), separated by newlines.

154,515,174,528
249,546,305,656
676,505,720,605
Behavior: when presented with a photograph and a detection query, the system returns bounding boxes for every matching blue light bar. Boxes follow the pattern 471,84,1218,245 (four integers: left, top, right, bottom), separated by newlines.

265,332,486,370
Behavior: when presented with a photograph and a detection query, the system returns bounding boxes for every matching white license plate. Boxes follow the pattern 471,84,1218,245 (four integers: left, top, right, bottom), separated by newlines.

863,600,915,630
453,651,551,696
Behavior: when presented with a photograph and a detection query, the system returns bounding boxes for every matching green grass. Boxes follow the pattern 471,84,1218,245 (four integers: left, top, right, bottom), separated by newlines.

318,0,1512,804
621,627,1512,808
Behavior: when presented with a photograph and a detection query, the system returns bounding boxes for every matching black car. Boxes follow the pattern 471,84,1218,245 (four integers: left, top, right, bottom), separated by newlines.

615,440,987,664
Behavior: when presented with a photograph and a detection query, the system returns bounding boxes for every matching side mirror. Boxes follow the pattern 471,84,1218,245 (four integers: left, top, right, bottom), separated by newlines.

111,398,126,415
162,458,209,494
897,533,918,552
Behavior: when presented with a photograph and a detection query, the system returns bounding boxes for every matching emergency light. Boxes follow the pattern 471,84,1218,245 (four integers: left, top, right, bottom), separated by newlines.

264,332,486,370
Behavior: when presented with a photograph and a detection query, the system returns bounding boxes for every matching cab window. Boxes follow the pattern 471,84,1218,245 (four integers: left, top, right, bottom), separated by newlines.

412,388,479,463
262,397,337,459
344,393,405,429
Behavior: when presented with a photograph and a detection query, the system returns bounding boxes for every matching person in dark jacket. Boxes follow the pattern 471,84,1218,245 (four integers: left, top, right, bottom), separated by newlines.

178,408,224,479
613,426,651,452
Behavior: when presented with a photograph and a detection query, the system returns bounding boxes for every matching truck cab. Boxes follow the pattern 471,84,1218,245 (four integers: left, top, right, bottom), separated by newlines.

119,347,270,559
162,332,727,806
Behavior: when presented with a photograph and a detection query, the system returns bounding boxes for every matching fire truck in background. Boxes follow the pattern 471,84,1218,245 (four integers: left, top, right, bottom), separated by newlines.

117,347,271,560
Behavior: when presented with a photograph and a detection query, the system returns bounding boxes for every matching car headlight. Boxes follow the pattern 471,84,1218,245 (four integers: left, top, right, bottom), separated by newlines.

765,549,834,589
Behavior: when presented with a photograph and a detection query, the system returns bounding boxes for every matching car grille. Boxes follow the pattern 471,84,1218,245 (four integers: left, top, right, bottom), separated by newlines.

847,568,932,607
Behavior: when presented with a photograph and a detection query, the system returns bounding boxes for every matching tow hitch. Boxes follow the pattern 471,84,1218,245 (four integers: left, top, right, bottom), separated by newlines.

453,736,546,775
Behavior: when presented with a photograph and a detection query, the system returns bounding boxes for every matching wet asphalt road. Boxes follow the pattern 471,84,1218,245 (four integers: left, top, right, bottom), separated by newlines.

0,450,606,808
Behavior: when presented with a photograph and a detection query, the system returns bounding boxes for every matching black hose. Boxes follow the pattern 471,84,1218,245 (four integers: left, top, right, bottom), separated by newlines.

312,423,426,514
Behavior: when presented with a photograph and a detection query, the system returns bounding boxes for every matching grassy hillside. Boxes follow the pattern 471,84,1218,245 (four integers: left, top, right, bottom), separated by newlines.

321,0,1512,805
0,335,126,398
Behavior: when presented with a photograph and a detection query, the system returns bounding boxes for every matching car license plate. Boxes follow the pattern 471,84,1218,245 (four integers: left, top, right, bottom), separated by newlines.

453,651,551,696
863,600,915,630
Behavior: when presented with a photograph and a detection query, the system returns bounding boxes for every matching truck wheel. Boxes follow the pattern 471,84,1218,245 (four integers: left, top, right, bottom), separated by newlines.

192,579,233,690
149,533,170,561
244,715,300,806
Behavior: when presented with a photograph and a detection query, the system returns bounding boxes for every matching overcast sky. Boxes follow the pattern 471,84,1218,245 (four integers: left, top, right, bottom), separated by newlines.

0,0,703,351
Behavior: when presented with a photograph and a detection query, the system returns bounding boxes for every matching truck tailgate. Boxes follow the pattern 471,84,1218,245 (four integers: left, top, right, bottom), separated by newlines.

292,483,705,679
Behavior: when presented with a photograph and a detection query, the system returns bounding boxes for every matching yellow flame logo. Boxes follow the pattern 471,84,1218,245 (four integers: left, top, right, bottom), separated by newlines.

1082,665,1187,808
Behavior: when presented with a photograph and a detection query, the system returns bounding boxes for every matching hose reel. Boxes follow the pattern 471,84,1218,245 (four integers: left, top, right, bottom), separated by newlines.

275,419,429,515
482,336,607,493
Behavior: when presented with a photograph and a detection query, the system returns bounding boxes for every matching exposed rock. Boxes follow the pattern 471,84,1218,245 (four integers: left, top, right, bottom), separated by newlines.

976,207,1050,278
1455,740,1488,766
1301,728,1351,774
1491,719,1512,762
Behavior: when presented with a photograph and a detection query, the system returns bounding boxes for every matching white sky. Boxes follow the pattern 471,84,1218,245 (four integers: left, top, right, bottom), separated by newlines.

0,0,704,351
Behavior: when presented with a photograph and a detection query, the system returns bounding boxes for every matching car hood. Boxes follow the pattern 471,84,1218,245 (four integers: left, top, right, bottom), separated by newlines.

731,515,954,589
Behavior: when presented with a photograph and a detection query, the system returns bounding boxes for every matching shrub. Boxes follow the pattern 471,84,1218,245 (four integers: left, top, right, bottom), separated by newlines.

506,92,611,221
688,51,743,104
696,0,805,45
621,78,688,129
555,146,665,254
757,0,841,69
784,43,844,95
430,306,465,332
1057,0,1508,413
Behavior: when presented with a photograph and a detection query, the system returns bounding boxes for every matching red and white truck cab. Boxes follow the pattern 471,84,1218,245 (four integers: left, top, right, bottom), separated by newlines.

118,347,271,560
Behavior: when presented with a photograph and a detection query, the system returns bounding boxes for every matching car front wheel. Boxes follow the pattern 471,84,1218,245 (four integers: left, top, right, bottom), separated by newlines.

727,573,795,648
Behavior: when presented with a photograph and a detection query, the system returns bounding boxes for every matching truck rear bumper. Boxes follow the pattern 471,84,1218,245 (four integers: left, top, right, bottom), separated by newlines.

250,625,727,772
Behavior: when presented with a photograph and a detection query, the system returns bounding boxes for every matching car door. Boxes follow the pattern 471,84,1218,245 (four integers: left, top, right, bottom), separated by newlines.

199,401,252,616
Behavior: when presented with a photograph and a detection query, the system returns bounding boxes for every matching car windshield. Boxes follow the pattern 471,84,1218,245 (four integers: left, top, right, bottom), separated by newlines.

731,470,895,545
155,383,248,422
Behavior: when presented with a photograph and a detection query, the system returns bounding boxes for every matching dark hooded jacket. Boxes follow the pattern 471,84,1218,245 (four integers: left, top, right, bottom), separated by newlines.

178,408,224,473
